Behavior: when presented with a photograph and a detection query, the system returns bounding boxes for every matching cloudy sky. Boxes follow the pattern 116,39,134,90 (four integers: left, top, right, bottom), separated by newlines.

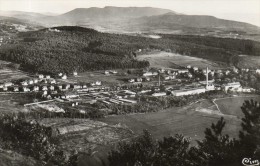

0,0,260,26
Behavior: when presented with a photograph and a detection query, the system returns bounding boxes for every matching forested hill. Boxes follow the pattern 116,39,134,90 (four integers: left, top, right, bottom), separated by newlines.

0,26,260,74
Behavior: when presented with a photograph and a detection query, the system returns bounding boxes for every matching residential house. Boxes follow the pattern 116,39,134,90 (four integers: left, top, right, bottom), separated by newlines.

4,82,13,87
28,80,34,85
23,87,30,92
73,71,78,76
38,74,44,79
46,75,51,79
42,86,48,91
21,81,28,86
49,85,55,91
33,86,39,92
61,75,67,80
13,87,19,92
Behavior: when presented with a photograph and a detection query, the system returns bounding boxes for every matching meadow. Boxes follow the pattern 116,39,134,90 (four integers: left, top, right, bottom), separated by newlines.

137,51,227,69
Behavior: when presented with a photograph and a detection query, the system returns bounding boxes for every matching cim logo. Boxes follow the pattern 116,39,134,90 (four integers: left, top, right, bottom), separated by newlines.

242,158,259,166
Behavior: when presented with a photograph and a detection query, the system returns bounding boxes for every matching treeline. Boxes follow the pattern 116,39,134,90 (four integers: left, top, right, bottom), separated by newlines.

109,100,260,166
162,34,260,56
1,26,260,74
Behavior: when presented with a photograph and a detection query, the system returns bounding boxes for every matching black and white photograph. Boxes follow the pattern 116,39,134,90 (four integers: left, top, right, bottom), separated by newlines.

0,0,259,165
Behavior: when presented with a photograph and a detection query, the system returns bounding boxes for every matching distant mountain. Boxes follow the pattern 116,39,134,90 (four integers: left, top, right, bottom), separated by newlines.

0,7,259,39
38,6,175,26
0,10,47,21
133,13,259,30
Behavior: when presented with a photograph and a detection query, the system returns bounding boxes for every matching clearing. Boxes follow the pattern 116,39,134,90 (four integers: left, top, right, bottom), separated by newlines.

137,51,227,69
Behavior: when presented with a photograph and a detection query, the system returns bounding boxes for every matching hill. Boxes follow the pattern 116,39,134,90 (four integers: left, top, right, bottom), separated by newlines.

132,13,259,31
0,26,260,74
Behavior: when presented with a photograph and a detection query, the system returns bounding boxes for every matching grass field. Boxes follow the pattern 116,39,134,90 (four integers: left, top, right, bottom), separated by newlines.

137,51,227,69
100,104,241,144
0,68,28,82
59,69,139,86
215,95,260,118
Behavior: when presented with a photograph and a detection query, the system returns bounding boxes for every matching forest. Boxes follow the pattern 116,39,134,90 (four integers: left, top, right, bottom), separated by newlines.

0,26,260,74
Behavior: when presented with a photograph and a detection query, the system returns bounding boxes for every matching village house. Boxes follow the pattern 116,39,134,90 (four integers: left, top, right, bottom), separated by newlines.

21,81,28,86
49,85,55,91
193,67,199,71
186,65,191,69
38,74,44,79
128,79,135,83
110,70,117,74
73,71,78,76
105,71,110,75
4,82,13,87
256,69,260,74
61,91,79,99
136,78,142,82
33,79,39,84
143,71,158,77
45,75,51,79
0,84,3,88
42,86,48,91
58,73,63,77
3,87,8,91
23,87,30,92
13,87,19,92
95,81,102,86
33,86,39,92
49,79,56,84
28,80,34,85
61,75,67,80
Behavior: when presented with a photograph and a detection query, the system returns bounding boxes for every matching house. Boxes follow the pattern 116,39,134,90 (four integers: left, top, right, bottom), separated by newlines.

73,84,81,89
28,80,34,85
256,69,260,74
23,87,30,92
233,67,239,73
187,73,193,78
38,74,44,79
46,75,51,79
4,82,13,87
57,85,62,90
42,86,48,91
187,65,191,69
21,81,28,86
49,79,56,84
193,67,199,71
171,87,206,96
58,73,63,77
164,75,175,80
110,70,117,74
43,90,48,95
33,79,38,84
0,84,4,88
128,79,135,83
105,71,110,75
33,86,39,92
3,87,8,91
49,85,55,91
95,81,102,86
63,84,70,90
136,78,142,82
13,87,19,92
61,75,67,80
225,70,231,75
73,71,78,76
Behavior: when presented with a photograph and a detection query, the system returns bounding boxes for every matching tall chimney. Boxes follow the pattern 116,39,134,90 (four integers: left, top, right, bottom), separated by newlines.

206,67,208,88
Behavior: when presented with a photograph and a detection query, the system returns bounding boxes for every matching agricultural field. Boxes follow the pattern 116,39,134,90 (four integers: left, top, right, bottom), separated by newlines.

0,94,36,114
38,118,134,153
137,51,227,69
58,69,141,86
0,67,28,82
236,55,260,69
100,103,241,144
215,95,260,118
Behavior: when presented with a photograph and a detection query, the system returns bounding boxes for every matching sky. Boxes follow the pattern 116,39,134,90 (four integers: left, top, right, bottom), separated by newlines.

0,0,260,26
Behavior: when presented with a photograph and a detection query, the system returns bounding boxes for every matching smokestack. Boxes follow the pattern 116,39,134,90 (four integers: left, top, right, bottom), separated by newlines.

206,67,208,88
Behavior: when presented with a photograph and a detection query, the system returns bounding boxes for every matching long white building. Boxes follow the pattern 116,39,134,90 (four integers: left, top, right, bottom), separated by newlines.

171,87,206,96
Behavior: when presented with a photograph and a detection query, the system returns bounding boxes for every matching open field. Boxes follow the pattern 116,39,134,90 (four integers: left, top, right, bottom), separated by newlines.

137,51,227,69
215,95,260,118
0,94,37,114
58,69,140,86
100,104,241,143
0,68,28,82
236,55,260,68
